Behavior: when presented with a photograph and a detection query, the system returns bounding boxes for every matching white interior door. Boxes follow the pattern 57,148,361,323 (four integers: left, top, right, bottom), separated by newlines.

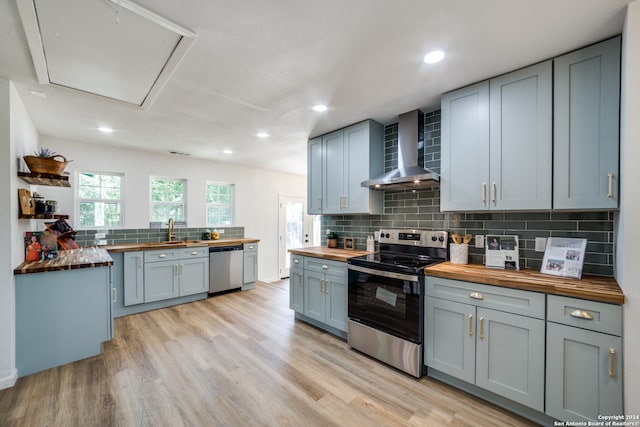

278,196,310,278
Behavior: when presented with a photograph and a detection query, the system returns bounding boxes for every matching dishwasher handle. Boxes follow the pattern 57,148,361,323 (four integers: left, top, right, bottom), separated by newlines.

209,245,244,253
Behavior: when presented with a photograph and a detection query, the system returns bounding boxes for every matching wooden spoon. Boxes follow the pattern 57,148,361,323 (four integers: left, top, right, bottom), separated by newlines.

452,233,462,244
463,234,472,245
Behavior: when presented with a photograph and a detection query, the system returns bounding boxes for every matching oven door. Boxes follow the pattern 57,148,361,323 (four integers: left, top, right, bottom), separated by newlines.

347,264,424,343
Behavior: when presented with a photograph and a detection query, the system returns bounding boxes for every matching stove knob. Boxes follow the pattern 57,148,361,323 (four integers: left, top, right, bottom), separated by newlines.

385,233,390,238
431,236,437,242
438,236,445,242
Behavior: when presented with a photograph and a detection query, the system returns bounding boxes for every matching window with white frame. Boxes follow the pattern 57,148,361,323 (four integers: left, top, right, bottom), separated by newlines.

77,171,124,229
150,177,186,222
206,182,234,226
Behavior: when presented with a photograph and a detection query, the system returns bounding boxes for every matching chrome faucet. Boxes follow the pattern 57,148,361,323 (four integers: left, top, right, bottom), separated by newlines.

167,218,176,241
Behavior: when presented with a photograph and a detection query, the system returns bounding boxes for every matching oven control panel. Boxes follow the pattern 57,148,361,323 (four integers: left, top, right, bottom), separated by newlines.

378,229,448,248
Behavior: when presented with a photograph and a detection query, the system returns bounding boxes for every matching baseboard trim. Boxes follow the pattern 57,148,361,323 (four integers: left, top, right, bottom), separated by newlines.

0,369,18,390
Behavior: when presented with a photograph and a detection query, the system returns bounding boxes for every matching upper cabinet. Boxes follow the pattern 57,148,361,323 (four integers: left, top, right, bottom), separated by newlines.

441,36,620,212
307,120,384,215
441,61,552,211
554,37,621,210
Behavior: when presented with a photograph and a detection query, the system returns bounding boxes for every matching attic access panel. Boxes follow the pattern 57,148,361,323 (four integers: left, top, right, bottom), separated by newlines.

17,0,196,108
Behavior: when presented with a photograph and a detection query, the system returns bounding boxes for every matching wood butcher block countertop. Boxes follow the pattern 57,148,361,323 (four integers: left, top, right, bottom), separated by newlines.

425,262,624,304
105,238,260,253
288,246,371,262
14,247,114,275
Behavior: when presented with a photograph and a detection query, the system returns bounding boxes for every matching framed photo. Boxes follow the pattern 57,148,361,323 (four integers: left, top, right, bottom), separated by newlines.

541,238,587,279
343,237,355,250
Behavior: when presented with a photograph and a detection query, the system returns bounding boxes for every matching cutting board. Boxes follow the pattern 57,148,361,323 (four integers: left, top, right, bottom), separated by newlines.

18,189,34,215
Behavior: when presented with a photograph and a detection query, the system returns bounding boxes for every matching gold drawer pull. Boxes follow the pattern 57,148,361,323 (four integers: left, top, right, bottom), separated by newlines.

293,259,299,264
469,292,484,300
159,254,167,258
191,251,199,255
570,309,594,320
609,348,616,378
479,317,484,340
468,314,473,336
322,265,329,270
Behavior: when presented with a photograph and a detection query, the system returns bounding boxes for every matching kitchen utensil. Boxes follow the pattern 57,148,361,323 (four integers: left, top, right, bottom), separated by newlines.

452,233,462,244
463,234,472,245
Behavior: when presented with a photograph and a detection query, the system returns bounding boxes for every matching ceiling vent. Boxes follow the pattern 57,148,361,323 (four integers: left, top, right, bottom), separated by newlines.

17,0,197,109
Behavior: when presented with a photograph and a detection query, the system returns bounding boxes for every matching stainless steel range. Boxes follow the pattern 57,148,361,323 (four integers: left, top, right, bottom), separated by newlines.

347,229,448,377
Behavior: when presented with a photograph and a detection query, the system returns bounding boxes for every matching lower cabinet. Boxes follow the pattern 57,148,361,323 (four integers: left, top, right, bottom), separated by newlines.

425,277,545,412
289,254,347,334
546,295,623,422
124,247,209,305
243,243,258,289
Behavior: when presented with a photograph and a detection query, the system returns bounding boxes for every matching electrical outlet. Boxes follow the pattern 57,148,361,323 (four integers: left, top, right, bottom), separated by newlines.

475,235,484,248
374,231,380,241
96,239,107,245
94,232,106,239
535,237,547,252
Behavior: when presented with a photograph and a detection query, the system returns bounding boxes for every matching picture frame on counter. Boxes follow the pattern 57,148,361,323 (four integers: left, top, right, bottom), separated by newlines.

540,237,587,279
485,234,519,270
343,237,355,250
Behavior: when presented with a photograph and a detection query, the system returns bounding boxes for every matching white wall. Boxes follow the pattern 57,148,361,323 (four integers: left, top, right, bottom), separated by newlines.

0,79,39,389
40,136,306,282
618,0,640,413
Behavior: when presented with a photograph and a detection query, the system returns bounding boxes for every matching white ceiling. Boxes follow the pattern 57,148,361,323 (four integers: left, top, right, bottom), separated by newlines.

0,0,632,176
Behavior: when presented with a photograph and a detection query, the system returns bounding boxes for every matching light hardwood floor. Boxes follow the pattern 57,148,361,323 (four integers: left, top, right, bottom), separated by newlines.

0,280,539,426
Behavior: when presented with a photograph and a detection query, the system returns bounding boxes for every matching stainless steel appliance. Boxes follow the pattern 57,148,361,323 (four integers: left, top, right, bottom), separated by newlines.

209,245,244,293
347,229,448,377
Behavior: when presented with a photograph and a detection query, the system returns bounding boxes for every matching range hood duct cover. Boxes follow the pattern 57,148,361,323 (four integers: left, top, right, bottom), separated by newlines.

362,110,440,190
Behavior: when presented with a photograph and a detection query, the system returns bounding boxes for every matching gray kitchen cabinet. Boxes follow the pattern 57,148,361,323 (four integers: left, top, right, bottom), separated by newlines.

441,61,552,211
425,277,545,412
440,81,490,211
307,137,323,214
546,295,623,422
143,247,209,303
298,256,348,332
554,36,621,210
307,120,384,215
242,243,258,290
123,251,144,306
289,254,304,313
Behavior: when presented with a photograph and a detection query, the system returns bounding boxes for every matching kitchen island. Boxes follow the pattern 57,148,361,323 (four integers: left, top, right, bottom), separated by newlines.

14,247,113,377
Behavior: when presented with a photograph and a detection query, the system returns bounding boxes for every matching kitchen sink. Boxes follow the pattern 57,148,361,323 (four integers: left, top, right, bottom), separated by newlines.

145,240,187,246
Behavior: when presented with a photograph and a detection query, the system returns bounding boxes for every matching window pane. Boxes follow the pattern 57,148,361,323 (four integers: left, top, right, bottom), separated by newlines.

80,202,96,227
77,171,123,229
79,186,100,199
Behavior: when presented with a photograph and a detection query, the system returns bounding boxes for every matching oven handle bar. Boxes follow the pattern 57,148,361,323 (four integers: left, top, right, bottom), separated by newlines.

347,264,419,282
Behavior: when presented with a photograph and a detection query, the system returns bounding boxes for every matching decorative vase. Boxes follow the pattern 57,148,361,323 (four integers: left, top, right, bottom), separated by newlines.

23,155,70,175
327,238,337,248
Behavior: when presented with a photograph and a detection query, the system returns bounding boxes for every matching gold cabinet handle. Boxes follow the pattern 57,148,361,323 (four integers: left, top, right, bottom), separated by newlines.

468,314,473,336
607,173,614,198
469,292,484,300
138,255,143,268
159,254,167,258
248,245,255,249
570,309,594,320
482,183,487,203
293,259,299,264
479,317,484,340
317,197,322,210
191,251,199,255
298,273,303,287
492,182,497,204
322,265,329,270
609,348,616,378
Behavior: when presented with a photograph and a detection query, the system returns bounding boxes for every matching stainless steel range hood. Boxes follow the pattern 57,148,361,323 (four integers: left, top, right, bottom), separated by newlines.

362,110,440,190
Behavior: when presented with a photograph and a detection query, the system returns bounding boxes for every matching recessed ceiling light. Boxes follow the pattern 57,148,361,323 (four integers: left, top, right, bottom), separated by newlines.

98,126,114,133
256,132,270,138
312,104,328,112
223,149,233,154
423,50,445,64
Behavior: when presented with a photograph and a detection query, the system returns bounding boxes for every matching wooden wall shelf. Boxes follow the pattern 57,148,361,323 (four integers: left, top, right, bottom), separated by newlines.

18,172,70,187
19,213,69,220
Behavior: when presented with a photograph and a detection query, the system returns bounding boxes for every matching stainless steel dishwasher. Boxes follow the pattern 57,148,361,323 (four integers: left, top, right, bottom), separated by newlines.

209,245,244,293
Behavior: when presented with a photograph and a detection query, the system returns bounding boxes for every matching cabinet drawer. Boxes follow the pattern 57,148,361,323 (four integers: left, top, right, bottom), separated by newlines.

304,257,345,276
179,247,208,258
144,249,179,262
426,277,545,319
547,295,622,336
244,243,258,252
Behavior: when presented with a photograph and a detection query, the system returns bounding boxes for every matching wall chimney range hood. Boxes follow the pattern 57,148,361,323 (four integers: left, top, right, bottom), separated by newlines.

362,110,440,190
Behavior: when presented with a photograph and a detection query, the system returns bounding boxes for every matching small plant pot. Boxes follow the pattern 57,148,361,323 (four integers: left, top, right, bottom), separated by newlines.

327,238,337,248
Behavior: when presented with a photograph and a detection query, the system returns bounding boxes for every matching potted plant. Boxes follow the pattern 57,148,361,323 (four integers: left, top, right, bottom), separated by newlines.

326,230,338,248
23,148,71,175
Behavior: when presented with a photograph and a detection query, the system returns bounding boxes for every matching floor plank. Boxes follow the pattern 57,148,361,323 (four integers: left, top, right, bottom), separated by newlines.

0,280,539,426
